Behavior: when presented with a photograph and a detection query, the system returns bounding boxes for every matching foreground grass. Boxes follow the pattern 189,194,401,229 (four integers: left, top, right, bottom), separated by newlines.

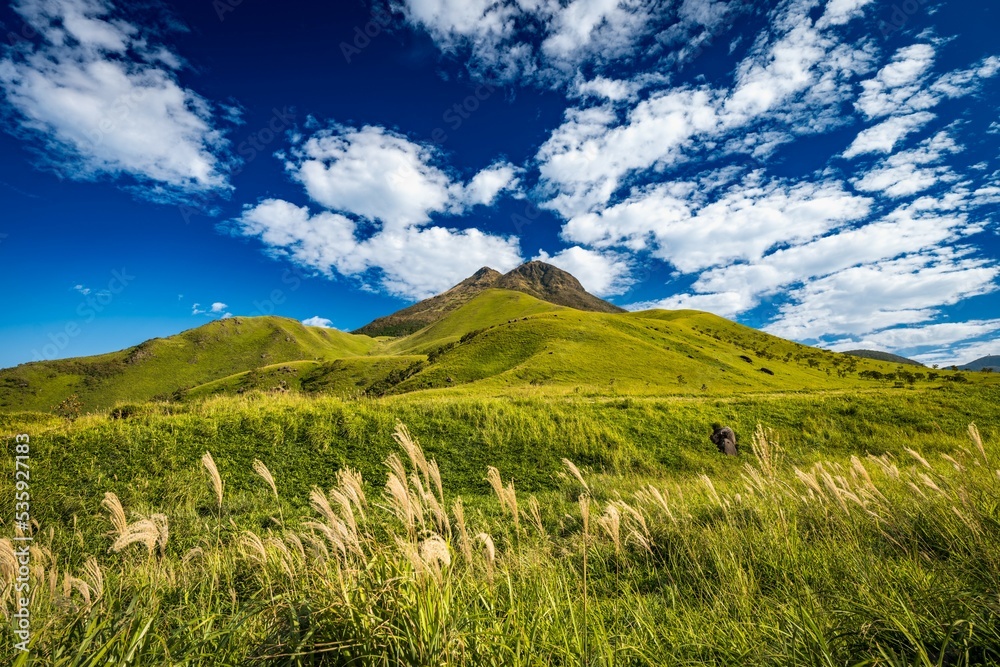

1,388,999,664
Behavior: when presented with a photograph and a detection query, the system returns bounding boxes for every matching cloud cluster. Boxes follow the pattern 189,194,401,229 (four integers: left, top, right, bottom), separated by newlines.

234,125,523,299
391,0,737,84
0,0,230,198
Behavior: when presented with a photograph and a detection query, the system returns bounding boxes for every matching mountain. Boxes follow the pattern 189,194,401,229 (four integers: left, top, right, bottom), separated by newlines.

493,261,625,314
3,268,987,414
844,350,924,366
957,355,1000,371
355,261,623,337
0,317,374,412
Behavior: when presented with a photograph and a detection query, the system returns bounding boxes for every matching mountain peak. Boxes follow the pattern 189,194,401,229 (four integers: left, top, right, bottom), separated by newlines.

354,261,623,337
495,262,624,315
462,266,502,285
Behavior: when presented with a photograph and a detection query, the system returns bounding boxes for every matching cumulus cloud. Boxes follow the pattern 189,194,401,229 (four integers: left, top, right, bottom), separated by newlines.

765,250,999,341
565,175,872,274
286,124,518,228
220,122,530,299
302,316,335,328
0,0,231,199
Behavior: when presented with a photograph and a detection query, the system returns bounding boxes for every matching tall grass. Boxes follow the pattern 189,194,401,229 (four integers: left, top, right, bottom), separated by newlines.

1,408,999,665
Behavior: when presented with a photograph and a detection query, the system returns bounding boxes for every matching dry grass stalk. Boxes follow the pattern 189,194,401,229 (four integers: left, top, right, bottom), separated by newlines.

182,547,204,565
752,424,782,479
636,485,676,524
867,454,901,479
597,504,622,554
918,473,945,495
0,539,17,585
699,474,721,505
62,573,92,607
393,422,430,487
82,556,103,600
252,459,278,499
475,532,496,580
452,498,474,565
968,423,987,464
940,453,965,472
562,458,590,492
202,452,224,509
527,496,545,536
905,448,931,470
101,492,127,537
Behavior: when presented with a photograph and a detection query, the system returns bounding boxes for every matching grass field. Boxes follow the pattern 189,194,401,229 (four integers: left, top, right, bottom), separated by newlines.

1,383,999,664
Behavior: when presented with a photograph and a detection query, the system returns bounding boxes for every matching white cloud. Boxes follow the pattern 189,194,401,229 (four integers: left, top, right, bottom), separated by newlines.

233,199,523,300
192,301,230,317
391,0,738,84
532,246,632,296
912,338,999,368
843,111,935,158
828,320,1000,353
0,0,231,198
855,43,936,119
286,124,518,228
302,316,335,328
564,176,872,274
765,250,1000,340
73,284,91,295
853,131,961,197
628,291,750,318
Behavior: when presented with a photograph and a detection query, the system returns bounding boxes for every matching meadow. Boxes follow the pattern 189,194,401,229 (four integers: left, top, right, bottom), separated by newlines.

1,383,999,665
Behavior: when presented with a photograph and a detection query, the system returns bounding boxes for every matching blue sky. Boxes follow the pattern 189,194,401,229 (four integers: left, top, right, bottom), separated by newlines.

0,0,998,369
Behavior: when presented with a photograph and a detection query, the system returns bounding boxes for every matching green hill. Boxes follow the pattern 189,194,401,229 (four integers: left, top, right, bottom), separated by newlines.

2,273,990,414
381,295,947,396
0,317,375,412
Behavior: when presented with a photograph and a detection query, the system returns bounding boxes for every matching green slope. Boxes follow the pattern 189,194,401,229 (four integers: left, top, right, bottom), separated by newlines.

382,294,976,396
0,317,376,412
185,355,426,400
2,289,987,414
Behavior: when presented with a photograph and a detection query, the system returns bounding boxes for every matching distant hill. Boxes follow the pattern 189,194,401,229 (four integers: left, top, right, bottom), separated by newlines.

355,261,622,337
844,350,924,366
958,355,1000,371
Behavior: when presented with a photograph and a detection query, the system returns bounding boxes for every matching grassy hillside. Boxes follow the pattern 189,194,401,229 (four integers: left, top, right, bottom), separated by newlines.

3,290,991,414
1,386,999,664
382,294,990,396
0,317,375,412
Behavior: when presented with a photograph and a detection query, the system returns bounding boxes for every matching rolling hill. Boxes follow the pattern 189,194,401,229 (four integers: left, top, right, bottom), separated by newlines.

2,264,989,413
